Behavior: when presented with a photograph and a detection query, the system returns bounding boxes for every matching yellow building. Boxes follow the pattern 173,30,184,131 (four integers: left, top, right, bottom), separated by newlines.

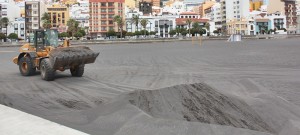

61,0,77,5
47,4,70,28
125,0,136,9
250,1,263,11
227,18,249,35
199,1,215,17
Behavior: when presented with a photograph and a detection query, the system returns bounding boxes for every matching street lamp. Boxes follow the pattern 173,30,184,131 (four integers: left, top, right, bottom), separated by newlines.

147,20,152,36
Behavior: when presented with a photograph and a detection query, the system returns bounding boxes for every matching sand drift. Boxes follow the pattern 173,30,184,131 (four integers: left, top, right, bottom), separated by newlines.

127,83,274,133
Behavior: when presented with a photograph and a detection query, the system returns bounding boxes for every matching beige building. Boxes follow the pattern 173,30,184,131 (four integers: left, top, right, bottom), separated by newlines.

267,0,285,14
89,0,125,38
125,0,136,9
25,1,46,35
47,4,70,28
199,1,215,17
144,0,160,7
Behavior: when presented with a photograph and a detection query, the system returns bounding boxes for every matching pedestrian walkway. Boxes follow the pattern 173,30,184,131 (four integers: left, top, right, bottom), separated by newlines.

0,105,87,135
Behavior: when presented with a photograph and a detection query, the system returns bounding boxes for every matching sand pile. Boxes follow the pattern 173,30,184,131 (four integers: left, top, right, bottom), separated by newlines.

125,83,274,133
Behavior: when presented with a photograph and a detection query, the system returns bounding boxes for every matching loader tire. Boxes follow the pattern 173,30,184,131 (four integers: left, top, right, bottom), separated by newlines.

70,65,84,77
19,57,36,76
40,58,55,81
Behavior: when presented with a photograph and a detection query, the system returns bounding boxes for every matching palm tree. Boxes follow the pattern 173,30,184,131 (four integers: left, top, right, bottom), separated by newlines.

113,15,124,38
140,19,148,36
186,19,192,37
41,13,52,29
131,15,139,32
67,19,79,39
205,22,210,33
0,17,10,38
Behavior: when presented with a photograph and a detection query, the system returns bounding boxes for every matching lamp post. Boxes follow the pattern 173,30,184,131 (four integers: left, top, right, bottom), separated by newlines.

147,20,152,36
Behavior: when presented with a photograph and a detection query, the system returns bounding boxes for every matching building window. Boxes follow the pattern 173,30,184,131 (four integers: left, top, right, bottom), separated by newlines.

34,24,38,27
109,26,114,30
101,2,106,7
101,21,106,25
109,20,113,24
101,27,107,31
101,9,106,13
14,24,18,28
14,31,18,34
108,2,113,6
33,11,37,14
108,8,114,12
20,24,24,29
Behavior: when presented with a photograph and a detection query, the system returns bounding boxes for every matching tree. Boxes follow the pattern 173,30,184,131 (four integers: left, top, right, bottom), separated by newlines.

126,32,134,36
192,22,201,35
59,32,69,38
213,30,219,35
150,31,156,35
78,29,86,37
186,19,192,37
205,22,210,32
67,19,79,39
181,30,187,36
41,13,51,29
8,33,18,40
74,31,83,39
131,15,140,31
0,17,9,40
113,15,124,38
134,31,141,36
140,19,148,36
140,30,149,36
107,29,116,37
0,33,6,40
169,30,176,36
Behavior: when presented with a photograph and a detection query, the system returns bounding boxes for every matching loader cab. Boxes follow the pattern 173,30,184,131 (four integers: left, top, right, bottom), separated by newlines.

33,29,59,52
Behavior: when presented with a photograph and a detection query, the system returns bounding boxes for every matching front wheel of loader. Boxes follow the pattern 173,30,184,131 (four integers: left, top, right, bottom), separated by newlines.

40,58,55,81
18,57,36,76
70,65,84,77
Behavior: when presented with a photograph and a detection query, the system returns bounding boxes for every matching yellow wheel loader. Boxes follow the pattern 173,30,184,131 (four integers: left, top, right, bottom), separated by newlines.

12,29,99,81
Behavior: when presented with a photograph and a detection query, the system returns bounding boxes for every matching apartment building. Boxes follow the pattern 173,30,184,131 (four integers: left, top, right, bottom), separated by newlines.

89,0,125,38
47,4,70,28
283,0,297,34
25,1,46,36
0,0,20,36
70,1,90,28
10,17,25,39
144,0,161,7
250,0,263,11
205,2,222,31
267,0,284,14
220,0,250,35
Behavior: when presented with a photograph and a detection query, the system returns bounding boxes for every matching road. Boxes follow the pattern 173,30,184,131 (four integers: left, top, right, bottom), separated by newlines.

0,39,300,135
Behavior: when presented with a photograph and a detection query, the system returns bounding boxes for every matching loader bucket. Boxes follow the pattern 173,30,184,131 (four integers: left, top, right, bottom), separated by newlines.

48,46,99,69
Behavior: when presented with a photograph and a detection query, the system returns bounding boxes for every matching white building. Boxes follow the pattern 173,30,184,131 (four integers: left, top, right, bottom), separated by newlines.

9,17,25,39
125,13,177,37
162,1,186,15
70,1,89,28
222,0,250,22
267,12,287,30
0,0,20,35
208,2,222,31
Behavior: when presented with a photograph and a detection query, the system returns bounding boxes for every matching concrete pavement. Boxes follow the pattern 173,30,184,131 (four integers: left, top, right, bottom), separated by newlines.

0,104,87,135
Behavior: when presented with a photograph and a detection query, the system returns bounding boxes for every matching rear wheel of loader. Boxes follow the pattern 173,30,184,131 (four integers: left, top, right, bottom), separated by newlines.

18,57,36,76
70,65,84,77
40,58,55,81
